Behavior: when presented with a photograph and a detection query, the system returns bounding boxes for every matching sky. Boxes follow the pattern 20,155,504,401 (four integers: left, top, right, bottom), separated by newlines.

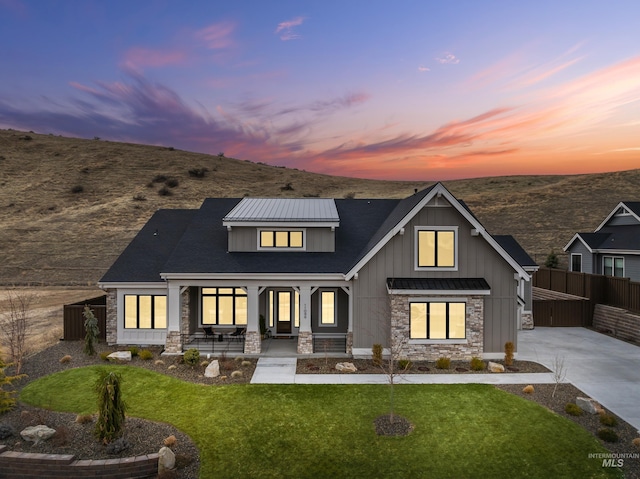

1,1,639,180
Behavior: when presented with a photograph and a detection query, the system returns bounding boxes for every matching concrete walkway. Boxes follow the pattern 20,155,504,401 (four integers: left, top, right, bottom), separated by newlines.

251,328,640,431
518,327,640,431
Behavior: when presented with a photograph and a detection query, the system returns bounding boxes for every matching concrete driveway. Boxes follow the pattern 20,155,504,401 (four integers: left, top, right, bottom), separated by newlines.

518,327,640,431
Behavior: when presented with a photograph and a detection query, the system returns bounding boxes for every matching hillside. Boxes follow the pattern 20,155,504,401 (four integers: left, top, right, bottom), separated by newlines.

1,128,638,285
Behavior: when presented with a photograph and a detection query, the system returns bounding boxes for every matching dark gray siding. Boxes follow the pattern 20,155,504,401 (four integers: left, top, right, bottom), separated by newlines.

567,241,594,273
625,255,640,281
352,202,519,353
311,289,348,334
228,227,334,252
607,215,639,226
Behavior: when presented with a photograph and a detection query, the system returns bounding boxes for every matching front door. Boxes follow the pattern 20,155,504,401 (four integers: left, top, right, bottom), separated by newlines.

276,291,292,334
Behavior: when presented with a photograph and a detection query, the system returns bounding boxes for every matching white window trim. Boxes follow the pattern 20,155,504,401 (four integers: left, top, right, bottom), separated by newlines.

602,255,625,277
414,226,459,271
408,297,467,342
318,289,338,327
123,293,168,330
257,228,307,251
570,253,582,272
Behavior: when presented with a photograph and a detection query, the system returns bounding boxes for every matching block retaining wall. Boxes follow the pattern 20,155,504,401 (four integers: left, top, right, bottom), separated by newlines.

0,445,158,479
593,304,640,343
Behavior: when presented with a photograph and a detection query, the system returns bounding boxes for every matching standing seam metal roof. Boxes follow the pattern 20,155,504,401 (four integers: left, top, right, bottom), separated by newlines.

223,198,339,222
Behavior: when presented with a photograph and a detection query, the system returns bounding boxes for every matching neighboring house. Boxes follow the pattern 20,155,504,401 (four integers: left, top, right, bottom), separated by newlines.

99,183,535,359
564,201,640,281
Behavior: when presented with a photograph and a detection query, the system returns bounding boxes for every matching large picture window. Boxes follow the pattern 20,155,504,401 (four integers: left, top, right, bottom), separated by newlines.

259,230,304,249
202,288,248,326
603,256,624,278
124,295,167,329
410,301,465,339
416,227,457,269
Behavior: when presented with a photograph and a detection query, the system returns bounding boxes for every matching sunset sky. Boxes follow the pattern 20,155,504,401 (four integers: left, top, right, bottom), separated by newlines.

1,1,639,180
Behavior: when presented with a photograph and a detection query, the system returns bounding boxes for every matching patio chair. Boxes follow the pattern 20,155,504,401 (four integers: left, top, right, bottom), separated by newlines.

203,326,215,341
230,327,246,342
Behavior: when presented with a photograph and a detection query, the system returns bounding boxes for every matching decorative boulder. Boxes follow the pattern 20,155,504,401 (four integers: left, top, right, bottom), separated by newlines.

107,351,132,361
20,425,56,445
576,397,601,415
488,361,505,373
205,360,220,378
336,362,357,373
158,446,176,473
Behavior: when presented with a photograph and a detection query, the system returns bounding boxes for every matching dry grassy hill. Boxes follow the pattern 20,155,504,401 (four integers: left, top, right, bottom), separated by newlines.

1,128,638,286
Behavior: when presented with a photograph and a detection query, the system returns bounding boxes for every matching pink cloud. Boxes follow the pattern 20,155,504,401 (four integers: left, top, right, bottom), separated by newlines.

275,16,306,41
121,47,187,73
436,52,460,65
195,21,236,49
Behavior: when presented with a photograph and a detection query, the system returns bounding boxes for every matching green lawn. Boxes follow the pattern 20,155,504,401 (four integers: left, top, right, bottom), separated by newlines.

20,366,619,479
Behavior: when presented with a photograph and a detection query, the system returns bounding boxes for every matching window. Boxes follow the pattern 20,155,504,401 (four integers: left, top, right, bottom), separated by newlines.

410,302,466,339
124,295,167,329
320,291,336,326
202,288,247,326
416,227,457,269
259,230,304,249
571,254,582,273
603,256,624,277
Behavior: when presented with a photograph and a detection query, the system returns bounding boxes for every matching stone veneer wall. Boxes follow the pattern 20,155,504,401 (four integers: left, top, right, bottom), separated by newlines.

180,288,191,339
105,289,117,345
0,445,158,479
521,311,534,330
390,295,484,360
244,331,261,354
297,331,313,354
346,331,353,355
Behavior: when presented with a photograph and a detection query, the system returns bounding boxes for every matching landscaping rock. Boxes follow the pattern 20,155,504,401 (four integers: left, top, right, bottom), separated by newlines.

20,425,56,445
158,445,176,473
107,351,132,361
335,362,357,373
576,397,601,414
488,361,505,373
204,360,220,378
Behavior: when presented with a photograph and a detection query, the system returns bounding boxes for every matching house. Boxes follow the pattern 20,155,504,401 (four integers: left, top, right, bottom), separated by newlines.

564,201,640,281
98,182,535,359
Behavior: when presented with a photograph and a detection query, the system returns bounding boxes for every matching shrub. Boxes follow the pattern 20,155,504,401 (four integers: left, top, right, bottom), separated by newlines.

504,341,514,366
188,168,208,178
344,192,356,199
152,174,167,183
71,185,84,193
128,347,139,357
0,424,14,439
165,178,179,188
522,385,535,394
99,351,111,361
75,414,93,424
95,371,126,443
599,413,618,427
241,360,251,367
545,250,559,268
164,435,177,448
168,365,177,370
470,357,485,371
200,360,209,367
597,428,619,443
133,194,146,201
564,403,583,416
59,355,72,364
138,349,153,360
0,358,24,413
234,356,244,363
372,344,383,366
435,357,451,370
105,437,131,454
158,186,172,196
280,182,294,191
183,348,200,366
154,359,165,366
231,370,243,378
632,437,640,450
397,359,413,370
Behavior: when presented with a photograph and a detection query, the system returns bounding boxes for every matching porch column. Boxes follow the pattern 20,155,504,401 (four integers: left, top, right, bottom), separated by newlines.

297,286,313,354
164,282,182,354
245,286,261,354
346,286,353,354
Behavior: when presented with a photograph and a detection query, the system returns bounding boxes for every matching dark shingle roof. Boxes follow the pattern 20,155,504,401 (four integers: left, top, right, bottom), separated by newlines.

572,227,639,252
387,277,490,291
493,235,538,268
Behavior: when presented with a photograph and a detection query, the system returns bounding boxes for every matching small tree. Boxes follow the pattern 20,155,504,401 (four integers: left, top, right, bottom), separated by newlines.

95,371,126,443
0,291,33,375
552,354,567,398
504,341,515,367
545,250,559,269
83,306,100,356
0,354,25,413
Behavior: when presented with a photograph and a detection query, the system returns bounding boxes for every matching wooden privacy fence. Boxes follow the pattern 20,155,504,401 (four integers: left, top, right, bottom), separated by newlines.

532,293,592,327
533,268,640,314
63,295,107,341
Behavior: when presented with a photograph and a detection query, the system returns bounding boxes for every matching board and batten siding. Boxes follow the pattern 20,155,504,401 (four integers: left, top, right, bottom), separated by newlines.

352,200,519,354
227,226,335,252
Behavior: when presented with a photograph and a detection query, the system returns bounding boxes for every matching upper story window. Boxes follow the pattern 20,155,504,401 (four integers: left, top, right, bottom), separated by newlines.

415,226,458,270
603,256,624,278
259,229,304,249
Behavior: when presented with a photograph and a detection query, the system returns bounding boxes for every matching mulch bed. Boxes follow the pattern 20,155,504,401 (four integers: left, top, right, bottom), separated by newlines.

2,342,639,478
